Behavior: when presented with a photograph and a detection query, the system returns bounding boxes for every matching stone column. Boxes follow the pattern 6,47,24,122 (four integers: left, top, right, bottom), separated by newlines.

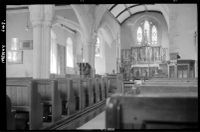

87,34,96,77
194,31,198,78
195,60,198,78
29,5,54,79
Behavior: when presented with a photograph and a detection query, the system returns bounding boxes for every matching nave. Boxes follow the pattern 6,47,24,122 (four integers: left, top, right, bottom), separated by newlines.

5,4,198,130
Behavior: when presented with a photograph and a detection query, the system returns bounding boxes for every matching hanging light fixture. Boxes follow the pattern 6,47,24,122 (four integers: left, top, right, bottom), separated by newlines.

25,11,30,32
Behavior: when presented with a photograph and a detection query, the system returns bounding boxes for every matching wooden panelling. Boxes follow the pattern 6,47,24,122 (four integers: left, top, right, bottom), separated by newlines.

106,95,198,129
6,78,43,130
6,95,15,130
57,78,74,115
33,79,62,123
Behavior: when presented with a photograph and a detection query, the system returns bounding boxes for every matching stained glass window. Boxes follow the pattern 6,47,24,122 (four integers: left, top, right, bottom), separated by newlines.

95,37,101,57
136,20,158,45
137,26,143,44
144,20,150,44
152,25,158,45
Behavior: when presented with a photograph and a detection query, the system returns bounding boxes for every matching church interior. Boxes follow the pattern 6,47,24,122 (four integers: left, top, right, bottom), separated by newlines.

6,4,198,130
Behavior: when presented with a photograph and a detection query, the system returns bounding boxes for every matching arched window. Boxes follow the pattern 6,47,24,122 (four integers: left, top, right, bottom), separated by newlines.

66,37,74,68
136,20,158,45
137,26,143,44
95,37,101,57
152,25,158,45
50,30,57,74
144,20,150,43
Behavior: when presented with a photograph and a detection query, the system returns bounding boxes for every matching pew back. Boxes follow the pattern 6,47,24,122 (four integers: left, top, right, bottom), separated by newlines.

107,74,123,94
88,78,94,106
57,78,74,115
71,78,82,111
106,94,198,129
6,78,43,130
81,79,91,108
139,86,198,95
33,79,62,123
6,95,15,130
97,78,103,101
93,78,100,103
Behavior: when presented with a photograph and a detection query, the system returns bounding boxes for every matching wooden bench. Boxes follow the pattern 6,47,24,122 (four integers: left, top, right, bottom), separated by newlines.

93,78,100,103
106,94,198,129
71,78,82,111
102,77,108,99
81,79,91,108
6,95,15,130
56,78,74,116
139,85,197,95
33,79,62,123
97,78,103,101
107,74,123,94
6,78,43,130
88,78,94,106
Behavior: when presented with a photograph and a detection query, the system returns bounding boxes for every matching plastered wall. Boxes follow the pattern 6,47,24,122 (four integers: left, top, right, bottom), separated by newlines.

6,8,80,77
6,12,33,77
96,12,120,74
168,4,197,60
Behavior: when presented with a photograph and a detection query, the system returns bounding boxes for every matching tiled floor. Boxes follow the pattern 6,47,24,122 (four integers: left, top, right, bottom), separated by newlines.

77,111,105,130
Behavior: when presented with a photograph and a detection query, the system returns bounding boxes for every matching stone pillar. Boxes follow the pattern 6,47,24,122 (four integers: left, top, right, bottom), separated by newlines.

82,32,96,78
88,40,96,77
29,5,54,79
194,31,198,78
195,60,198,78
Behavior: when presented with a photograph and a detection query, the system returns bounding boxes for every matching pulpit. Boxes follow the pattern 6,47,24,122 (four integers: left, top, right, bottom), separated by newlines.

77,63,91,78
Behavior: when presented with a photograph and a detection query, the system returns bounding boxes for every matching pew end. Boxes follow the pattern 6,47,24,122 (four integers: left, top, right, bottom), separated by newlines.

33,79,62,123
6,78,43,130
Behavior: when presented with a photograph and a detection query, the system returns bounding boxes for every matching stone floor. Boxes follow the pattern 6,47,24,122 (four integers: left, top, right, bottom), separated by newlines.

77,111,105,130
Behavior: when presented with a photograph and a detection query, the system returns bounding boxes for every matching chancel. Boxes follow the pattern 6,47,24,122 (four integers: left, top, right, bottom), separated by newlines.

6,4,198,130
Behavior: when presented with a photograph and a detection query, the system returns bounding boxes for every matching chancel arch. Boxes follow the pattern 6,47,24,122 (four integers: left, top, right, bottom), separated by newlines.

121,11,169,79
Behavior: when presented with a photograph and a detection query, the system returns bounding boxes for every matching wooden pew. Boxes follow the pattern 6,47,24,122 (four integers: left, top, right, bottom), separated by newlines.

97,78,103,101
107,74,123,95
71,78,82,111
6,95,15,130
6,78,43,130
91,78,97,104
56,78,75,116
106,94,198,129
88,78,94,106
107,78,111,97
93,78,100,103
100,78,106,100
33,79,62,123
81,79,91,108
102,77,107,99
139,86,198,96
140,78,198,96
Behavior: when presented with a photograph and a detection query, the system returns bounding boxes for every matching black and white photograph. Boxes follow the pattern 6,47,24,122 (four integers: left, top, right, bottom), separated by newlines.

2,3,198,130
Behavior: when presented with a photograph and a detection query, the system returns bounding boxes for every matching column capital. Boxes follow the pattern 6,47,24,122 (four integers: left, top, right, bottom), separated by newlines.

29,5,55,28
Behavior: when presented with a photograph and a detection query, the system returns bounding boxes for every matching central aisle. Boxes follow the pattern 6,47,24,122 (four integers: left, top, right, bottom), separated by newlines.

77,111,105,129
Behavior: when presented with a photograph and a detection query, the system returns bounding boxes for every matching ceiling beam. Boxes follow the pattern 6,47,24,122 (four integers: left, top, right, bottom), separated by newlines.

116,4,141,19
6,5,71,13
106,10,121,25
120,10,162,25
109,4,117,12
124,4,132,16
